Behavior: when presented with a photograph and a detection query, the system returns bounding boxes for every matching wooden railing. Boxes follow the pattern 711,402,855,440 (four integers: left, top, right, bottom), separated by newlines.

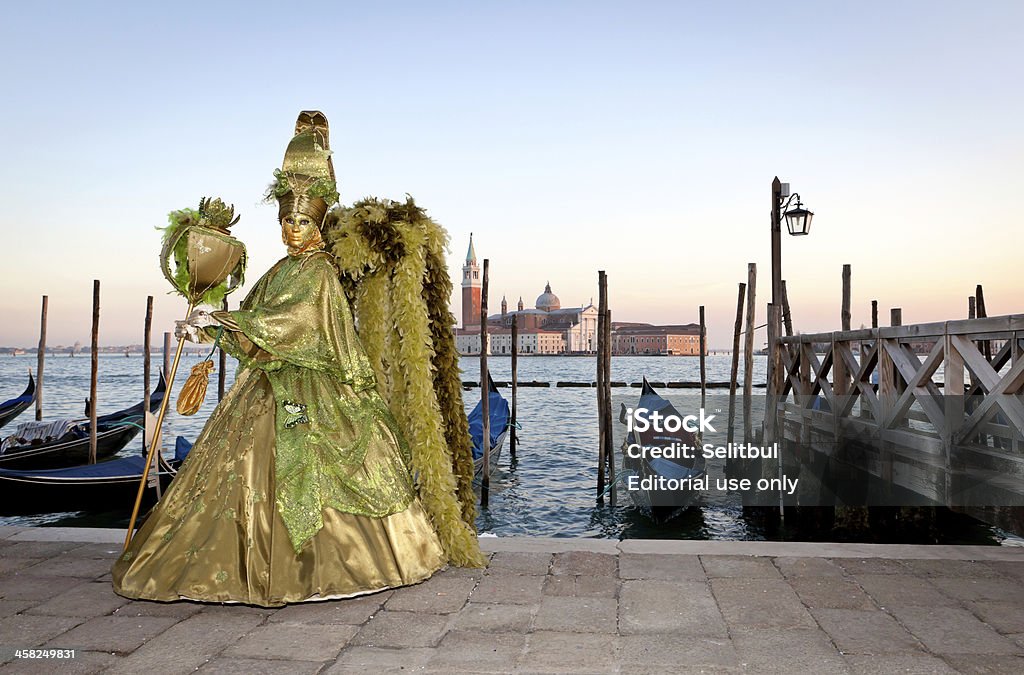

766,314,1024,506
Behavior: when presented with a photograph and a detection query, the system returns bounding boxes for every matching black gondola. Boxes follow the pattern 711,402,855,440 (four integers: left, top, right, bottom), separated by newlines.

0,373,166,470
0,373,35,430
469,374,511,477
0,436,191,515
620,377,706,522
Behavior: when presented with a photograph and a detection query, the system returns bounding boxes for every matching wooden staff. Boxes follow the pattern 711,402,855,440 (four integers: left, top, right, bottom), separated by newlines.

726,282,746,476
218,298,228,400
125,302,195,551
89,281,100,464
742,263,757,445
510,318,518,460
36,296,47,421
480,259,490,506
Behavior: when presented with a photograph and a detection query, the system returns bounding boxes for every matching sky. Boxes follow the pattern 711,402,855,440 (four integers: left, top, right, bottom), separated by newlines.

0,1,1021,350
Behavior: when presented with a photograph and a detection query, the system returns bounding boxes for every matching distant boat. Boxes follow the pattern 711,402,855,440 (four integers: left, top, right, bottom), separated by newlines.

620,378,706,522
0,373,35,430
0,373,166,470
469,374,511,477
0,436,191,515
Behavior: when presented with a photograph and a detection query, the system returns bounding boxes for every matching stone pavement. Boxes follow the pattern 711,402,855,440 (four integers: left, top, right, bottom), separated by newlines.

1,527,1024,673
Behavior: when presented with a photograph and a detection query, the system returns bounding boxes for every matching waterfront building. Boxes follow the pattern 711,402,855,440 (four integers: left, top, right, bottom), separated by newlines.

611,322,704,355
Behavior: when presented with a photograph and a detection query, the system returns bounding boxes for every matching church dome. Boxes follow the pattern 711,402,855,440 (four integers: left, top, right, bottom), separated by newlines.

535,282,561,312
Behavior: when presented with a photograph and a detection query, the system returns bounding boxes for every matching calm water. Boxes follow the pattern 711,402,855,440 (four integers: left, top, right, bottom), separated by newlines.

0,352,1017,544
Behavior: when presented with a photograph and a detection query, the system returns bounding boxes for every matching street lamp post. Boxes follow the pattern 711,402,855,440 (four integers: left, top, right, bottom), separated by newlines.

770,176,814,315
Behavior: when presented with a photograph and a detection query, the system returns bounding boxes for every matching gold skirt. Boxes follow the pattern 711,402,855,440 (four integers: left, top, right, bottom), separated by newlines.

112,369,445,607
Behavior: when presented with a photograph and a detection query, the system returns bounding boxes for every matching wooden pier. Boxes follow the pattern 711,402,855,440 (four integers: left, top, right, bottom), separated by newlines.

767,313,1024,531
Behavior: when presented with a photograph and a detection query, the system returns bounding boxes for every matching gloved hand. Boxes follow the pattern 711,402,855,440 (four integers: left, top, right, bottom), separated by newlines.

174,309,220,343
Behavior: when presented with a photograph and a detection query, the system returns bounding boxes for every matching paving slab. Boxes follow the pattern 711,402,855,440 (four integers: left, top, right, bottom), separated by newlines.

383,575,475,614
789,577,877,610
0,575,85,602
24,580,129,618
731,628,850,674
450,601,536,632
853,573,960,608
428,630,526,672
326,646,435,673
486,551,551,575
0,650,119,674
618,633,738,671
113,599,205,620
349,610,449,648
618,553,705,581
939,653,1024,673
619,580,726,636
773,556,845,578
18,557,112,579
886,605,1024,655
700,554,782,578
42,615,180,654
471,573,545,604
268,591,390,625
533,596,617,633
928,575,1024,603
519,631,617,673
195,656,325,674
222,622,355,661
965,600,1024,634
551,551,617,576
710,577,816,629
811,608,924,655
842,653,960,674
543,574,618,598
102,612,266,675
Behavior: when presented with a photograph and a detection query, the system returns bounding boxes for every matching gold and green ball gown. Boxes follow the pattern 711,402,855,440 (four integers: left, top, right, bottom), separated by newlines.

112,250,445,606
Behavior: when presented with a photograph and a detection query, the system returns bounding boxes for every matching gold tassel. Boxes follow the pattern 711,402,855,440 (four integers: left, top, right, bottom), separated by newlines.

176,360,215,416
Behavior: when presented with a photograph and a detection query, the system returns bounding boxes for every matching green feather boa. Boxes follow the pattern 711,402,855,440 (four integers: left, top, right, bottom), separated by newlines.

324,196,483,567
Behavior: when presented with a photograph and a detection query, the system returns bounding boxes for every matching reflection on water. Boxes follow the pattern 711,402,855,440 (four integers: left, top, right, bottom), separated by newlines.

0,353,1016,544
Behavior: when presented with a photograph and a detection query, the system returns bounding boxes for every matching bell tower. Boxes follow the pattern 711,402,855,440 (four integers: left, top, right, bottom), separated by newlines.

462,233,482,328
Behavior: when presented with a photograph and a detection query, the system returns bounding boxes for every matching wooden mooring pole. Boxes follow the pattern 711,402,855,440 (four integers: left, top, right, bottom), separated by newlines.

726,283,746,477
871,300,878,329
480,259,490,507
163,332,172,379
597,271,608,501
605,307,615,506
89,280,100,464
968,296,976,320
35,296,48,421
841,264,851,332
510,318,518,461
699,305,707,411
143,296,153,451
780,280,793,337
742,263,757,446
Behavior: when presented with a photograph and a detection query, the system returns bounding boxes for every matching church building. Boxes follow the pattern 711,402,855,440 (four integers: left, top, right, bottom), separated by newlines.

454,236,598,355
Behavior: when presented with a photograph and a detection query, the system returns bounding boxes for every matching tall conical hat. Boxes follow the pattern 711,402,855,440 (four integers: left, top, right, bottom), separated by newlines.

268,111,339,224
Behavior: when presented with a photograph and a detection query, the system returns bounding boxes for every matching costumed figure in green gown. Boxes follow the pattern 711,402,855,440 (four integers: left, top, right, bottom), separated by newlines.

112,111,480,606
